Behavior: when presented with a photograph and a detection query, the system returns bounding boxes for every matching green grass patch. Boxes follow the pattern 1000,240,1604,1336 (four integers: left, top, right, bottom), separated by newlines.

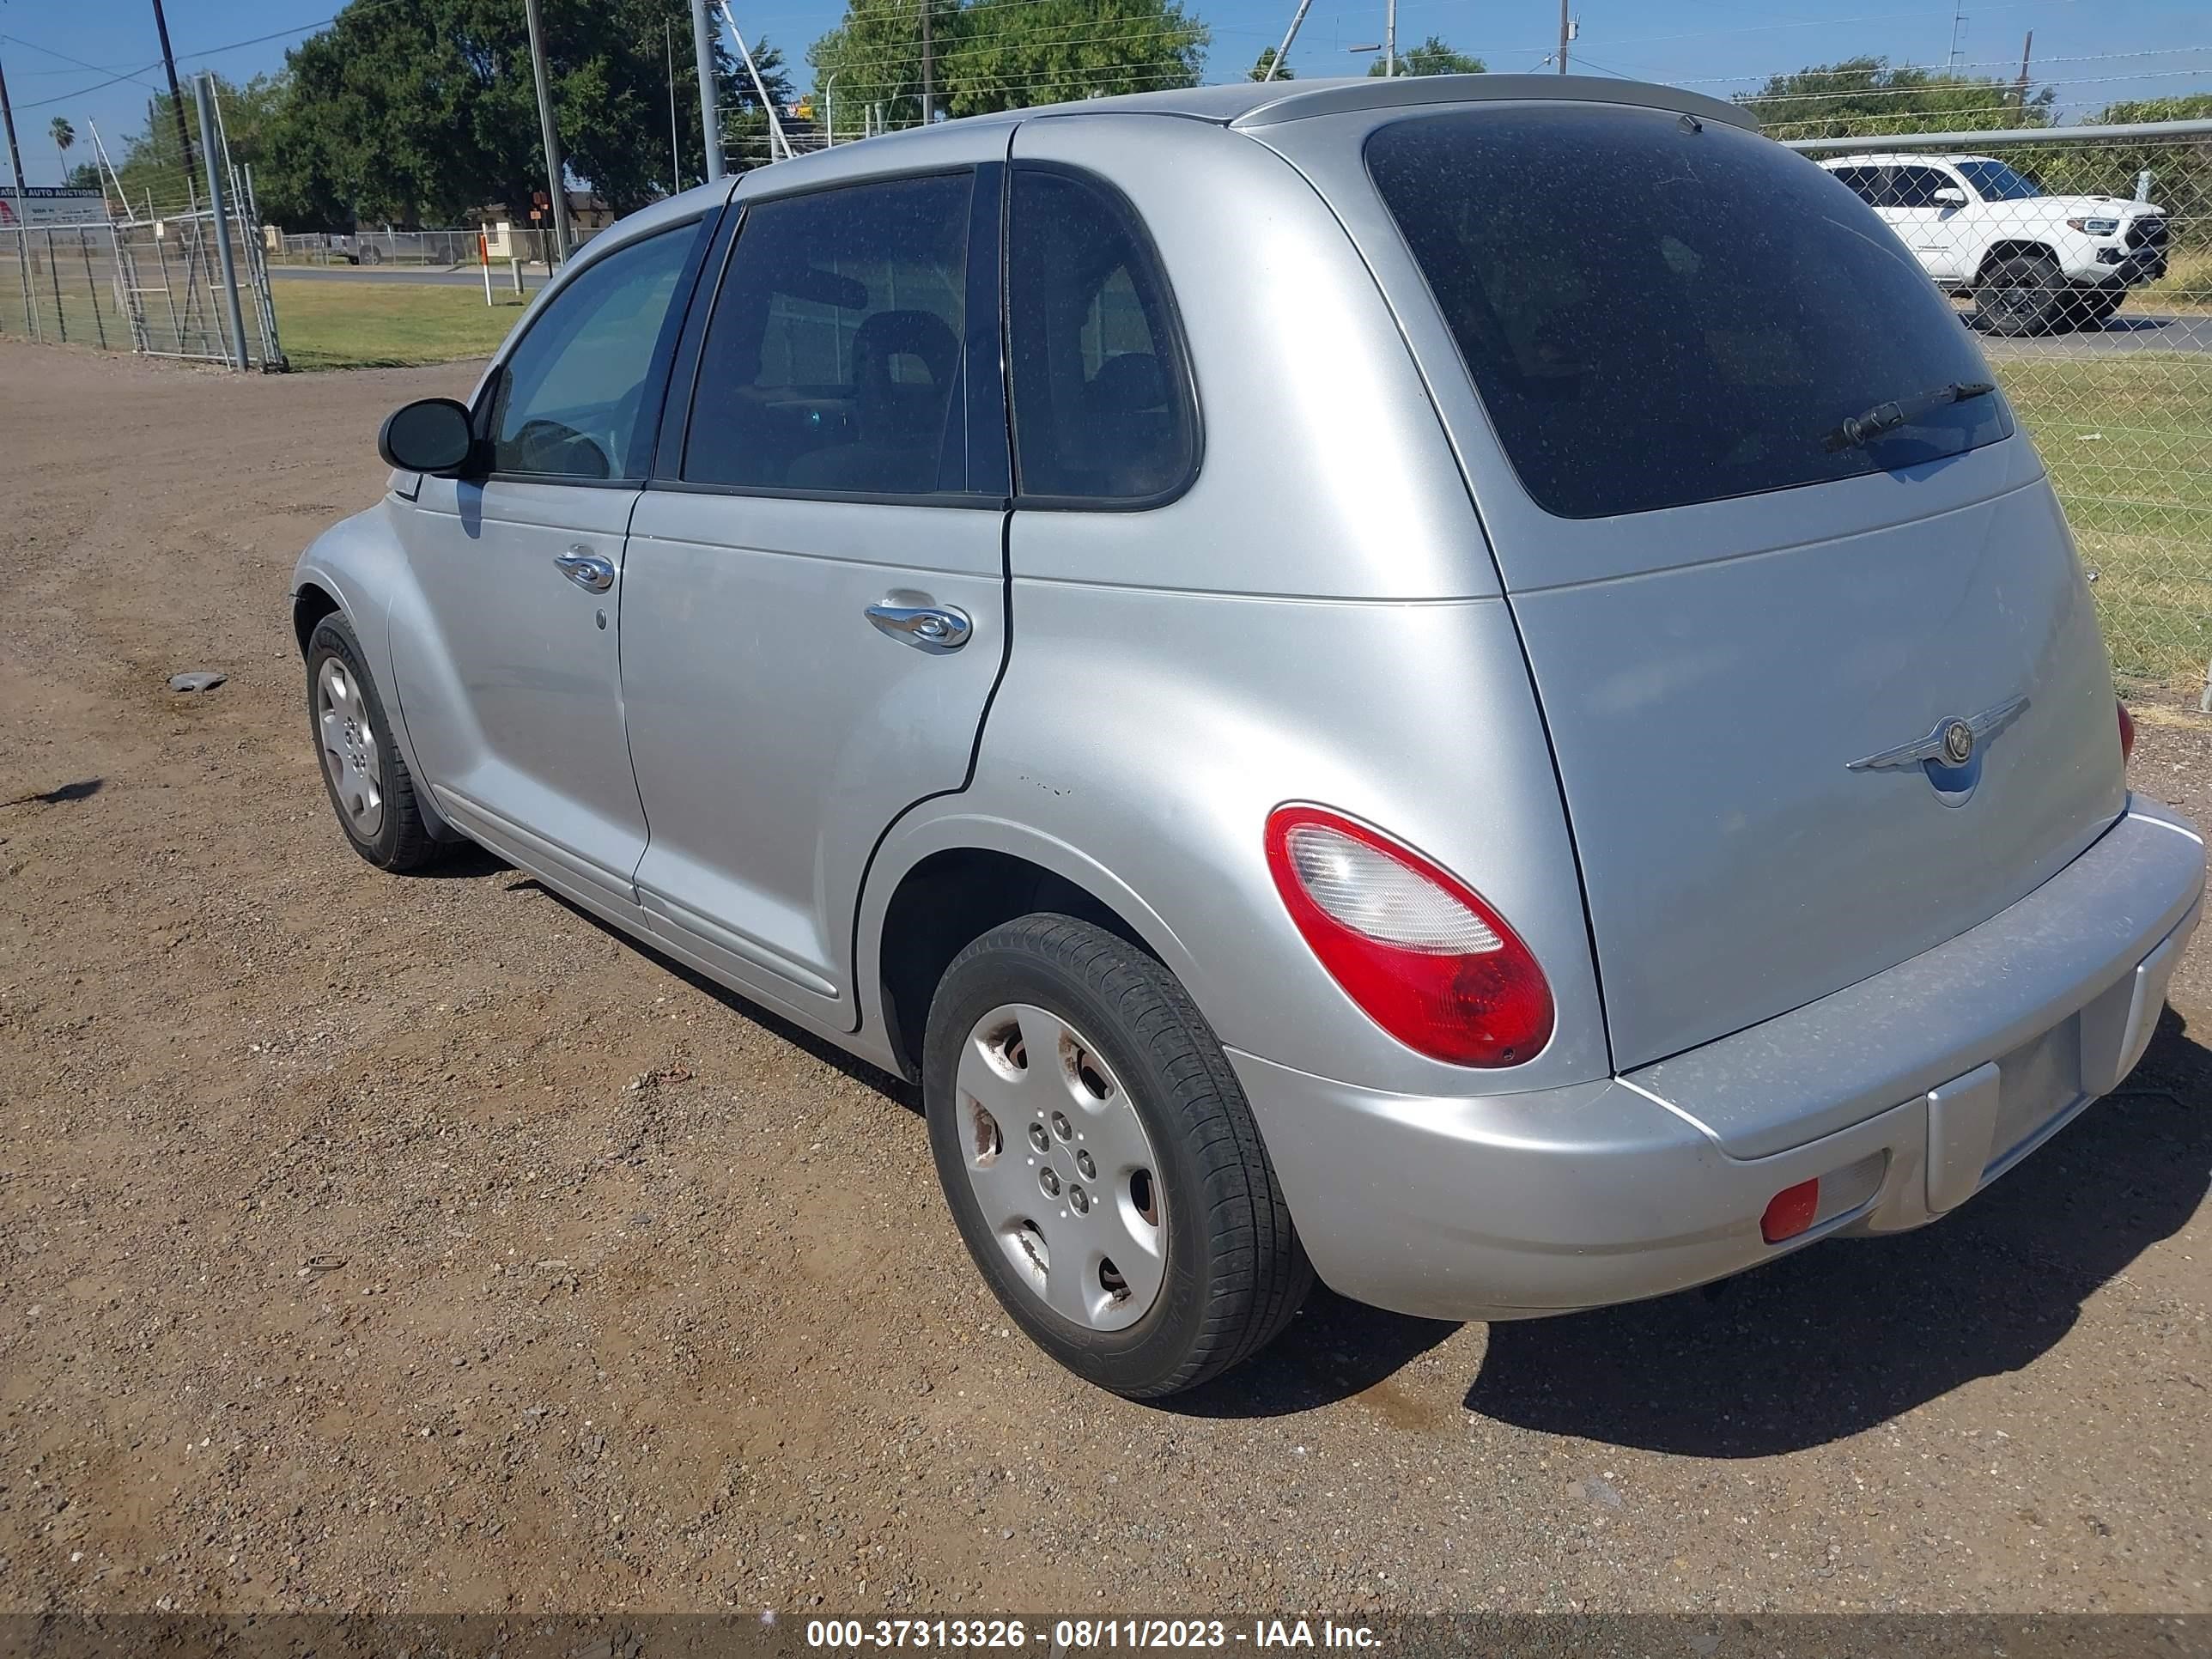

1990,349,2212,687
270,279,528,369
2139,246,2212,310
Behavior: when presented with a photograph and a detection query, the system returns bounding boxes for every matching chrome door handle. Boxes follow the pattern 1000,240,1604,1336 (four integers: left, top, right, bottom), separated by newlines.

555,548,615,592
866,602,972,653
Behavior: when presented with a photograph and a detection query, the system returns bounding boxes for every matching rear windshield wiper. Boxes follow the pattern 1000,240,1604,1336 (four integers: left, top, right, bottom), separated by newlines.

1823,381,1996,453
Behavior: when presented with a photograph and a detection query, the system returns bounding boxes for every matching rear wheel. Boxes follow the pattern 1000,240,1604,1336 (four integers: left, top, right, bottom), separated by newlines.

923,915,1311,1398
1976,252,2069,337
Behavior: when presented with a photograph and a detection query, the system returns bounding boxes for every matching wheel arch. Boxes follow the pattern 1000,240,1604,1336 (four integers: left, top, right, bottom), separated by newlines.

292,580,343,659
291,516,464,844
1972,238,2061,285
861,820,1193,1085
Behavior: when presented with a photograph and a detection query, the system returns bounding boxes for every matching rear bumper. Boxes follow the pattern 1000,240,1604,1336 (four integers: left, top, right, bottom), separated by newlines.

1228,799,2203,1322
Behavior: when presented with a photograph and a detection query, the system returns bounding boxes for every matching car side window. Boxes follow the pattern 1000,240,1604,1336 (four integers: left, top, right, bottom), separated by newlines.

683,173,973,496
486,224,698,482
1860,167,1904,208
1828,166,1881,206
1889,167,1953,210
1006,167,1197,504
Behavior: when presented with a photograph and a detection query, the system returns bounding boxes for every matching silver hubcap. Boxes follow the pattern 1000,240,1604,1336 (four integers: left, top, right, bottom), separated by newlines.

316,656,385,839
955,1003,1166,1332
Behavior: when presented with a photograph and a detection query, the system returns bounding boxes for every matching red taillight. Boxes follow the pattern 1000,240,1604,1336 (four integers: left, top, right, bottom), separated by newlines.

1263,805,1554,1067
2118,698,2136,763
1761,1178,1820,1244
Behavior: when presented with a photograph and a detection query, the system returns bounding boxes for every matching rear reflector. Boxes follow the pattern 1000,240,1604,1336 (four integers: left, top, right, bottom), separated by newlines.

1761,1178,1821,1244
1265,805,1553,1068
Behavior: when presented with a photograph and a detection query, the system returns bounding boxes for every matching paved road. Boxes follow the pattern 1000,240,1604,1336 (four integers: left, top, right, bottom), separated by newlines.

1967,308,2212,357
272,264,550,290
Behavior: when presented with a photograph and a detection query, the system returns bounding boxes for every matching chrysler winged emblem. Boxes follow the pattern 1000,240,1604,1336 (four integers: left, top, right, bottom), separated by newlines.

1848,695,2028,804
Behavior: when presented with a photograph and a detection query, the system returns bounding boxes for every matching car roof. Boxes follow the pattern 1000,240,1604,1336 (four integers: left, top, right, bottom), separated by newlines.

836,72,1756,137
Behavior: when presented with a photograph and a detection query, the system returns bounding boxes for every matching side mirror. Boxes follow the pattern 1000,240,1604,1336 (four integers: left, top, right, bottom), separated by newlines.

1932,186,1968,207
378,397,479,476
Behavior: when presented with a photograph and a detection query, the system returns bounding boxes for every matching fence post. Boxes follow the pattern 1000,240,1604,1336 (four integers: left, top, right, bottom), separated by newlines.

76,226,106,349
191,74,250,370
44,228,65,343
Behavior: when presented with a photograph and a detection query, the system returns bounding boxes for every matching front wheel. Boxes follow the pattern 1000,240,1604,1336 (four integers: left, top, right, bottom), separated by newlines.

305,613,446,872
922,915,1311,1398
2065,285,2125,329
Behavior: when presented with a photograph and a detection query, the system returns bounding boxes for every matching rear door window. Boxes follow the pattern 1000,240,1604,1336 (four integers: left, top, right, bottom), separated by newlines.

1889,165,1954,208
1366,106,2011,520
1827,165,1882,204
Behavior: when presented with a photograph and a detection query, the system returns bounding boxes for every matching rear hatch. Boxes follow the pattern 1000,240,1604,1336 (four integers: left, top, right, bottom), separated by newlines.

1362,102,2128,1072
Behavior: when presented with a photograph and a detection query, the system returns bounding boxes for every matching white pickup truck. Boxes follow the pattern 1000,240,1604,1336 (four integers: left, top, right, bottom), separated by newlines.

1819,153,2169,335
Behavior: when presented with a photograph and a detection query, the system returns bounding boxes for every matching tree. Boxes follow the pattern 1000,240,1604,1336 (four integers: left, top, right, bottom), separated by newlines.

2033,94,2212,249
1735,56,2051,141
811,0,1205,125
262,0,791,224
82,0,793,232
1249,47,1291,81
49,118,75,182
1370,36,1483,76
94,75,294,219
805,0,962,132
944,0,1204,113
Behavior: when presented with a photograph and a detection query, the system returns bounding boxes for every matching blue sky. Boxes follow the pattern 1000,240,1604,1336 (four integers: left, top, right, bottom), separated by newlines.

3,0,2209,185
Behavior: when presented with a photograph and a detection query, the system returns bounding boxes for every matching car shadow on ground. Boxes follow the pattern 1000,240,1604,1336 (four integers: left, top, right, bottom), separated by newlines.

1463,1006,2210,1455
1177,1009,2209,1441
510,877,921,1109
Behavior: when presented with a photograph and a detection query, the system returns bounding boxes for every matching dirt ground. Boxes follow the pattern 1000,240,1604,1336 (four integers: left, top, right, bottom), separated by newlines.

2,340,2208,1619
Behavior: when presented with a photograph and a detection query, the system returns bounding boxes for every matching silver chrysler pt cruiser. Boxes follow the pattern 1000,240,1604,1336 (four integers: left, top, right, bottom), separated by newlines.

294,75,2205,1397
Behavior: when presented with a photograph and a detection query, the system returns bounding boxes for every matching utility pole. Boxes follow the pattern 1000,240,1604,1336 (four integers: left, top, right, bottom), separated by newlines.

1556,0,1571,71
2014,29,2033,108
191,75,248,369
666,21,683,189
150,0,196,178
1382,0,1396,75
691,0,724,183
0,46,40,339
717,3,793,161
522,0,572,261
1261,0,1316,81
919,0,935,126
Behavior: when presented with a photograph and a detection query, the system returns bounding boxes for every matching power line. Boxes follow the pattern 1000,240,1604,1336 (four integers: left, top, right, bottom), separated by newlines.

9,0,417,113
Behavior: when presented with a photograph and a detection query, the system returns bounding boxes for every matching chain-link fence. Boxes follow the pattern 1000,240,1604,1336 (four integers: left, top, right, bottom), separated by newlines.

269,227,603,267
0,223,126,350
1783,123,2211,694
2,209,285,368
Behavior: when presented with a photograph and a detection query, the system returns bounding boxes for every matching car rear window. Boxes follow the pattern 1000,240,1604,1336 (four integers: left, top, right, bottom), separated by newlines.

1366,105,2013,520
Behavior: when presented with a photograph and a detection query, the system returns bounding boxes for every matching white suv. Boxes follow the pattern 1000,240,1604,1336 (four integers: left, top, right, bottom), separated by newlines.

1819,153,2169,335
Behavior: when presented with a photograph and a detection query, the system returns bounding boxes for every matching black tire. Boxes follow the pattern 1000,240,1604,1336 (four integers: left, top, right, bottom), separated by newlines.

923,915,1311,1399
1975,252,2069,337
305,613,446,873
2065,286,2125,329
